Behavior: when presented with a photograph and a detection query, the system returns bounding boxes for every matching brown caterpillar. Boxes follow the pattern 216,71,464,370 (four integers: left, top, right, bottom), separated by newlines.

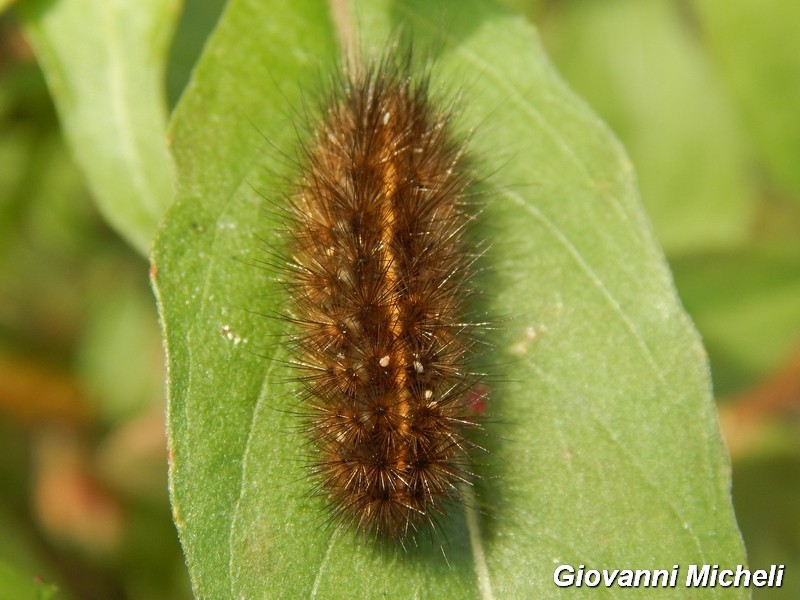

284,54,482,541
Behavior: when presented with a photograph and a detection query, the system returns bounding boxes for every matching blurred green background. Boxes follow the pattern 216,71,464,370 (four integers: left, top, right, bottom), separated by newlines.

0,0,797,598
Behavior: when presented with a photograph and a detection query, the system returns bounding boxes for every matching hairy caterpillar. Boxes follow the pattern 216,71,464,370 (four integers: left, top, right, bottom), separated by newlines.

282,52,485,541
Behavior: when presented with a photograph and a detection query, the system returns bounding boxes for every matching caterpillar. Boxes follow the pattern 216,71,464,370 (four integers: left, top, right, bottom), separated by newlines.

282,53,484,541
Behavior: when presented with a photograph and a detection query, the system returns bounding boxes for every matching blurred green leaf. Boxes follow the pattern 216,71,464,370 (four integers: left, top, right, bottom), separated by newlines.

0,562,59,600
495,0,544,22
76,270,164,422
0,129,99,356
164,0,227,108
153,0,745,597
672,245,800,396
693,0,800,199
542,0,756,255
733,455,800,599
18,0,180,256
0,511,61,600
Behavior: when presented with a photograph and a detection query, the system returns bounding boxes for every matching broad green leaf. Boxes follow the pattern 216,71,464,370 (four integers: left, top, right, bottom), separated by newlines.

541,0,756,255
153,0,745,597
19,0,180,256
672,245,800,396
693,0,800,199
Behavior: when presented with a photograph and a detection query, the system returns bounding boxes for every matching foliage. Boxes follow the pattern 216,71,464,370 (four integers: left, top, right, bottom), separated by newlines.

2,0,797,597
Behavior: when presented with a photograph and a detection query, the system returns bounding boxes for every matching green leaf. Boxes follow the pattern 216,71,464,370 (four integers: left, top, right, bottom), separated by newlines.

0,562,59,600
672,244,800,396
541,0,756,255
19,0,180,256
733,455,800,600
0,511,61,600
153,0,745,597
693,0,800,199
164,0,228,108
